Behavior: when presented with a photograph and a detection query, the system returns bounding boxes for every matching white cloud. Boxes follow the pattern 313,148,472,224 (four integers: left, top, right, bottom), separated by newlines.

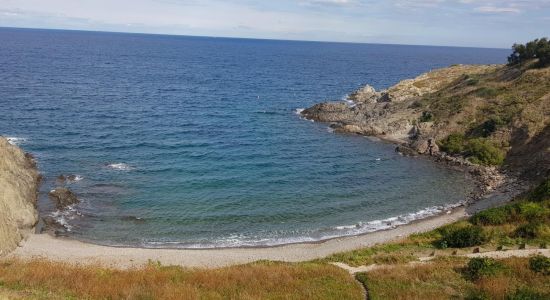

474,5,521,13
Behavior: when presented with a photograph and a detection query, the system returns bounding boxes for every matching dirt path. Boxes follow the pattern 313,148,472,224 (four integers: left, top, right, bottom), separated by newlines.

331,248,550,274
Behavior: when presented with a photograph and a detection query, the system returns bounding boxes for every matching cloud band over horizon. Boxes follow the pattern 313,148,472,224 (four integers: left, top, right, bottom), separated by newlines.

0,0,549,48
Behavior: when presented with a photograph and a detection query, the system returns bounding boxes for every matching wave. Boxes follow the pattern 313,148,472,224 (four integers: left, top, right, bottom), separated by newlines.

106,163,134,171
294,108,305,115
49,204,81,232
6,137,27,145
328,202,465,238
132,201,466,249
68,175,84,182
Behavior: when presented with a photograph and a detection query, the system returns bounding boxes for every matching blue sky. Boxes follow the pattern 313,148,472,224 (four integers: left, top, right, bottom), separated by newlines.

0,0,549,48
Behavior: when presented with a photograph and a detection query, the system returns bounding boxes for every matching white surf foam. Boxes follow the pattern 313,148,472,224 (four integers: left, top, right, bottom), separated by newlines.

49,204,81,232
72,175,84,182
294,108,305,115
6,137,27,145
106,163,134,171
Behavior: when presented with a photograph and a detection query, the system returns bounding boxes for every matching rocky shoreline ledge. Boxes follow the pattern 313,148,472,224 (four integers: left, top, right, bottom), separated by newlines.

301,64,535,206
0,137,41,256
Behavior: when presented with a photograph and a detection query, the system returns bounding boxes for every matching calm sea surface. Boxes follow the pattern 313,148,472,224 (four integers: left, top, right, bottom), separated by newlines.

0,28,509,248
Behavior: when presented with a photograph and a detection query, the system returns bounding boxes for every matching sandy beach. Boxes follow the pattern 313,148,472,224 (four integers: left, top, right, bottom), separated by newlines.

8,186,518,269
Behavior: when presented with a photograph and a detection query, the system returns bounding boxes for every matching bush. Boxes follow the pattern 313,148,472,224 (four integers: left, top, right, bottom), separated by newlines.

439,133,466,154
470,206,512,226
476,87,498,98
508,38,550,68
507,288,547,300
465,139,505,166
530,178,550,202
529,255,550,275
419,111,433,122
465,257,505,280
514,221,549,239
466,78,479,86
438,224,486,248
517,202,548,220
465,290,490,300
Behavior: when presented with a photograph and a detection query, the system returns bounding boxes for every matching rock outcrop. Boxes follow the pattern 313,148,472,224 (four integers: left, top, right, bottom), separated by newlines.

48,188,79,210
0,137,40,256
301,63,550,182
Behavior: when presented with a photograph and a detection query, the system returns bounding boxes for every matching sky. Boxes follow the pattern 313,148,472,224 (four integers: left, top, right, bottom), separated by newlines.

0,0,549,48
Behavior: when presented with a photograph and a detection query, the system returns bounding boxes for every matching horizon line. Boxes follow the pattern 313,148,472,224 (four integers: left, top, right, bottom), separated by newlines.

1,26,510,50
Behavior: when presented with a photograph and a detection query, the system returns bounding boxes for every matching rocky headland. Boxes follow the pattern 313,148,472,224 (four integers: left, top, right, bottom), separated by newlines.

302,63,550,196
0,137,41,256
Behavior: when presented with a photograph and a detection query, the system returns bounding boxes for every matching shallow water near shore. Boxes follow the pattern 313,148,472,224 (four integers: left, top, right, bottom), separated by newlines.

0,28,509,248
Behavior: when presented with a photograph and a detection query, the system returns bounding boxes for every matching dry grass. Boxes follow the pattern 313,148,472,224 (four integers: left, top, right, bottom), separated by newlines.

358,257,550,300
0,259,363,300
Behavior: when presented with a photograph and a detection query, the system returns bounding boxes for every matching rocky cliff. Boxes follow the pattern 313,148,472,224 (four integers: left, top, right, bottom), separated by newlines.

0,137,40,256
302,63,550,181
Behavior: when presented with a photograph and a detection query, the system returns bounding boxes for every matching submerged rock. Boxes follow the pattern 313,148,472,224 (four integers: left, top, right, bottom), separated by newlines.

48,188,79,210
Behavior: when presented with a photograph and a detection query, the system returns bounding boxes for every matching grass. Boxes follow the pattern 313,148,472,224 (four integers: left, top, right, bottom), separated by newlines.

0,260,363,300
357,257,550,300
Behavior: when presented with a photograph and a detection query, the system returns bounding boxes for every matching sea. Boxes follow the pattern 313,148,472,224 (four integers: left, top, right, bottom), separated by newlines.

0,27,509,248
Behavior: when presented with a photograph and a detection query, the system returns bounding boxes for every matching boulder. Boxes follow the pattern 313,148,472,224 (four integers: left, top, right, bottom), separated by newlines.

349,85,381,103
48,188,79,210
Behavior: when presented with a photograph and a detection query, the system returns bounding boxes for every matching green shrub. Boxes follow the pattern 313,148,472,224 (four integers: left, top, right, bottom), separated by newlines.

476,87,498,98
465,290,491,300
465,257,505,280
438,224,486,248
466,78,480,86
477,117,507,137
529,255,550,275
470,206,511,225
465,138,505,166
507,288,547,300
508,38,550,68
530,178,550,202
439,133,466,154
419,111,434,122
514,221,550,239
517,202,548,220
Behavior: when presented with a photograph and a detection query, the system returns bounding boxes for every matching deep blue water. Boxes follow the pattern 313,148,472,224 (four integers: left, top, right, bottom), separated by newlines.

0,28,509,248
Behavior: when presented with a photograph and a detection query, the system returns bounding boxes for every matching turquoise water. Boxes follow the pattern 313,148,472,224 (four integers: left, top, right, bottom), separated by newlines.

0,28,509,248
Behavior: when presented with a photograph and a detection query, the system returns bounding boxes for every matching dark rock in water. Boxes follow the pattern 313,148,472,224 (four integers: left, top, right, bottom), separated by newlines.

57,174,80,183
41,216,68,236
395,145,417,157
121,216,146,224
48,188,79,210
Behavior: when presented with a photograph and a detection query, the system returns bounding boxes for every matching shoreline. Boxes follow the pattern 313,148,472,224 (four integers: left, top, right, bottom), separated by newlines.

9,181,522,269
6,112,526,269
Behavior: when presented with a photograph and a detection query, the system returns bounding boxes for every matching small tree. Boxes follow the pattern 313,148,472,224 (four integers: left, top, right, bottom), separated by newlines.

508,38,550,67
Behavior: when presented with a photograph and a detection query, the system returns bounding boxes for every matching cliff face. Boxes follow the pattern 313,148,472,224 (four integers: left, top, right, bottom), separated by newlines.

302,64,550,181
0,137,40,256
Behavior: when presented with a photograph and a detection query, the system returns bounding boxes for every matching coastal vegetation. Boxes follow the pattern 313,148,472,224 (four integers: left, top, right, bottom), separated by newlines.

0,261,362,299
508,38,550,68
356,256,549,299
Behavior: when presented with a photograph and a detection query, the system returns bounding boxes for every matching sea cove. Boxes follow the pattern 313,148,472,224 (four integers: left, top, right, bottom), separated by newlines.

1,28,509,248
